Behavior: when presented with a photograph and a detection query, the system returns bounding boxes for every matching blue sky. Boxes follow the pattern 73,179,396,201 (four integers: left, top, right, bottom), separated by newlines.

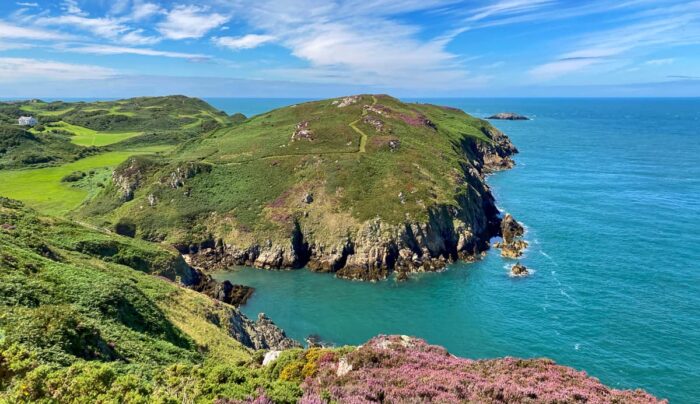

0,0,699,97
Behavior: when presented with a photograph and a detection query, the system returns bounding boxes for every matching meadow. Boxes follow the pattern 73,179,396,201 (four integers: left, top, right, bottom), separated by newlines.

40,121,143,147
0,146,171,215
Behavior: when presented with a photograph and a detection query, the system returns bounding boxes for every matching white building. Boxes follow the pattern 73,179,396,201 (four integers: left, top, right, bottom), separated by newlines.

18,116,38,126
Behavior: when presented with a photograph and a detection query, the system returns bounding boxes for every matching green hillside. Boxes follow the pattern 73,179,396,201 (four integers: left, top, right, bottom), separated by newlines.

0,96,230,170
0,197,307,403
0,96,235,215
80,95,517,280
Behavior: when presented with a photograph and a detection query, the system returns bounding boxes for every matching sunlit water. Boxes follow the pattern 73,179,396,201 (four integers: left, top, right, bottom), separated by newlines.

209,98,700,402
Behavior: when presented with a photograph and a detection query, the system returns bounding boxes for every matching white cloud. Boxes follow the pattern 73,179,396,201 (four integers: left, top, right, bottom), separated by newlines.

120,29,160,45
220,1,478,88
214,34,275,50
529,10,700,79
16,2,39,7
65,44,208,60
36,14,130,40
0,57,116,81
0,42,35,51
131,2,163,20
157,5,229,40
466,0,555,22
645,58,675,65
529,58,602,80
61,0,87,17
0,20,74,40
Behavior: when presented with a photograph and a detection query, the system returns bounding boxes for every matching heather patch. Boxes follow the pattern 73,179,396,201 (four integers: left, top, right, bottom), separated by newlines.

299,335,664,403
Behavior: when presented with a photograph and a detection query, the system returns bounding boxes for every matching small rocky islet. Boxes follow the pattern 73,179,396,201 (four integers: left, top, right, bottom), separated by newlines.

487,112,530,120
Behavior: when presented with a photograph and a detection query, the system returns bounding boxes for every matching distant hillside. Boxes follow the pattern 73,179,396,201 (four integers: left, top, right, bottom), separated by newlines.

0,96,231,169
81,94,518,280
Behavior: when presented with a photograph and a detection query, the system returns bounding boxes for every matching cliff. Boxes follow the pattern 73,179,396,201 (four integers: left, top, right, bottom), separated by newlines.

81,95,518,280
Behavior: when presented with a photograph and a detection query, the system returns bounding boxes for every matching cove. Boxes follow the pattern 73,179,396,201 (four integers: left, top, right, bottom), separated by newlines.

211,97,700,403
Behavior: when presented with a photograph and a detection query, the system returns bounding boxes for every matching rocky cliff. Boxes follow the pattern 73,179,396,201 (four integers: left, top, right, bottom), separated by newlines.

183,123,517,281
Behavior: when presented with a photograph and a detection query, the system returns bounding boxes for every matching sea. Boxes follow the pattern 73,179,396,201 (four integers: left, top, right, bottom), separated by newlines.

207,97,700,403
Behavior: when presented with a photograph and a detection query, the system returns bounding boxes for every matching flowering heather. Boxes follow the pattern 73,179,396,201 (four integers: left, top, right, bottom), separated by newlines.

299,335,664,403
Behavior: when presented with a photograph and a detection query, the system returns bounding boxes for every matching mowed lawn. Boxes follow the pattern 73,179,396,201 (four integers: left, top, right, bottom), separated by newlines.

47,121,143,146
0,146,171,215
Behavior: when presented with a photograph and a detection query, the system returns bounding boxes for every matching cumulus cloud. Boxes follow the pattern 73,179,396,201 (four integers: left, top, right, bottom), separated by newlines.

213,34,275,50
157,5,229,40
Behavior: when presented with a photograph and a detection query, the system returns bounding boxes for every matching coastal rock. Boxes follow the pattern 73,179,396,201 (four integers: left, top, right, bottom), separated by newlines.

495,213,528,258
501,213,524,244
487,112,530,120
192,278,254,306
226,312,300,351
511,262,529,277
475,126,519,173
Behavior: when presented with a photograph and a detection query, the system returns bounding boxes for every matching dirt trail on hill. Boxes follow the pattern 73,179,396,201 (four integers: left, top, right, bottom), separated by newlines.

212,95,378,165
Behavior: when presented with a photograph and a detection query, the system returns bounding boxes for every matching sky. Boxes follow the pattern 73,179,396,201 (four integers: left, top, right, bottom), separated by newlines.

0,0,699,98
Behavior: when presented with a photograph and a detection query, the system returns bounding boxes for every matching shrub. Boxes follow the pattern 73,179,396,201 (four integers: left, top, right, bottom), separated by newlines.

61,171,86,183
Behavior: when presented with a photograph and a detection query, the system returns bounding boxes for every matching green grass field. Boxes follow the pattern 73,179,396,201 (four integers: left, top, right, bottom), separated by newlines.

0,146,171,215
20,104,75,116
46,121,143,146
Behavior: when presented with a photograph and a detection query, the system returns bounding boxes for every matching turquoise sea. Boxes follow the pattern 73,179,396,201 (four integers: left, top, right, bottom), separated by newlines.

210,98,700,402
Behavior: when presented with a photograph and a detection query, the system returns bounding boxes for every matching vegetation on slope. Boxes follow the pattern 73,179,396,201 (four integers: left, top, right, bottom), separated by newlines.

80,94,516,279
0,96,230,171
0,96,236,216
0,198,302,403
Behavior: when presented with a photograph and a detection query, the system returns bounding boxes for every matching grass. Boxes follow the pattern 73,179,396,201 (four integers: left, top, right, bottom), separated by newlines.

45,121,143,146
20,104,75,116
0,146,171,215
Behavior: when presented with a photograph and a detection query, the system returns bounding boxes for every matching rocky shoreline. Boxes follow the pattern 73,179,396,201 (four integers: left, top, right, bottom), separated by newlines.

182,125,522,282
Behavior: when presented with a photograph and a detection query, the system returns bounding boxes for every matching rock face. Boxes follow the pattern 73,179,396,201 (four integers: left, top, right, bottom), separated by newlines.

226,312,300,350
487,112,530,120
495,213,528,258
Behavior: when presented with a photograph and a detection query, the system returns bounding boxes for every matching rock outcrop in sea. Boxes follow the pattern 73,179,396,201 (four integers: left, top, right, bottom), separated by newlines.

510,261,529,277
487,112,530,120
494,213,528,258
